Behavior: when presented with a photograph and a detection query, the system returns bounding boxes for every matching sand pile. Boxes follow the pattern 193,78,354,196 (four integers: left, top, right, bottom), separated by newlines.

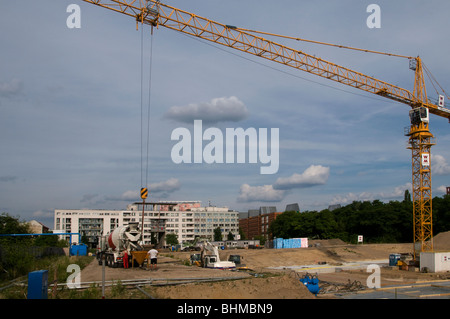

433,231,450,251
150,274,316,299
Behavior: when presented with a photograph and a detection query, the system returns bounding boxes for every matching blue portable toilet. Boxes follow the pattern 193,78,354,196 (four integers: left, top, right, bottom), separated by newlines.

389,253,401,266
28,270,48,299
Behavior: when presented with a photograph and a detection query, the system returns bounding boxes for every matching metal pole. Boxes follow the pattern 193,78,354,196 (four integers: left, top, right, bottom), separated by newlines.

136,285,155,299
141,198,145,243
102,255,106,299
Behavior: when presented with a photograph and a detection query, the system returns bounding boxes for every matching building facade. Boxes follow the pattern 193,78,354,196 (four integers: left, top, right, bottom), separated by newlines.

54,201,239,247
239,207,282,240
27,220,50,234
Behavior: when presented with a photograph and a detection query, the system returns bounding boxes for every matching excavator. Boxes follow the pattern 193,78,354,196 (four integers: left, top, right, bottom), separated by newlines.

190,241,236,269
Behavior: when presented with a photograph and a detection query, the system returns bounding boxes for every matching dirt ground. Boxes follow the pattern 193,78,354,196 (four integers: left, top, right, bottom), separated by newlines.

79,231,450,299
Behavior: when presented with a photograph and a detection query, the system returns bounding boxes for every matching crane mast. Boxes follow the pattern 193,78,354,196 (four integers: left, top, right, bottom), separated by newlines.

406,57,436,258
81,0,450,260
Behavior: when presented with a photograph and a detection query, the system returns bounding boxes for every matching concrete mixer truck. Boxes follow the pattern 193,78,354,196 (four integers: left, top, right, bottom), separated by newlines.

96,222,143,268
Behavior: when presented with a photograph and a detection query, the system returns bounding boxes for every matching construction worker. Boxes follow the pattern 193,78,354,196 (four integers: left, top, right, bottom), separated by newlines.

123,250,129,269
148,246,158,271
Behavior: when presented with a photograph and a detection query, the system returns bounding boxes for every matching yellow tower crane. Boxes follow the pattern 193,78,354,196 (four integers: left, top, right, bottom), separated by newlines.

81,0,450,260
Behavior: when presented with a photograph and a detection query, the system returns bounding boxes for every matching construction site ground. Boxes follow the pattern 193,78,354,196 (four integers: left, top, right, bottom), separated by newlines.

79,231,450,299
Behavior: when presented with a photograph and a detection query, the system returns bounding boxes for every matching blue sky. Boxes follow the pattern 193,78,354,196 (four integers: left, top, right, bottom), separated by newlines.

1,0,450,228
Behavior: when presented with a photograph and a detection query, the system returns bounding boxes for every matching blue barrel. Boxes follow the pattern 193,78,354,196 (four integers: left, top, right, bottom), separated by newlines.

300,274,321,296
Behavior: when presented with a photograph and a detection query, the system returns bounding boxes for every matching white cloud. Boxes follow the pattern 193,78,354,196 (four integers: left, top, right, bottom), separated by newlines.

273,165,330,190
117,190,140,201
80,193,99,203
164,96,249,124
387,183,412,198
329,192,372,206
149,178,181,193
105,178,182,202
237,184,285,202
330,183,412,205
436,185,448,194
0,78,23,97
32,210,53,218
432,154,450,175
236,165,330,203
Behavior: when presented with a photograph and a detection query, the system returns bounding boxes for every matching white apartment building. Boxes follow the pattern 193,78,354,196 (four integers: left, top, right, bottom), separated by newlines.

54,201,239,247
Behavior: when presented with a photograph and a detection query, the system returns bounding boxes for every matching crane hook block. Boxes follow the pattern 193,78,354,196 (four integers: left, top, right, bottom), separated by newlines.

140,188,148,199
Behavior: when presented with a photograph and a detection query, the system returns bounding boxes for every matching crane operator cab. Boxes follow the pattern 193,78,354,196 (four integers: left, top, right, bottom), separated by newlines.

409,106,429,125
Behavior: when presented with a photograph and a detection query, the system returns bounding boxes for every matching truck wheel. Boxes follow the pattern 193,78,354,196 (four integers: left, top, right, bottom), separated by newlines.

107,255,113,267
108,255,118,268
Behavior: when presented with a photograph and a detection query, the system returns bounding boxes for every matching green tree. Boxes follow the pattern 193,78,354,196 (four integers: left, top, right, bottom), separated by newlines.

165,233,179,246
268,196,447,245
33,234,60,247
254,235,266,246
404,189,412,203
0,213,31,242
213,227,222,241
314,209,341,239
268,211,301,239
238,227,247,240
433,195,450,234
0,213,34,280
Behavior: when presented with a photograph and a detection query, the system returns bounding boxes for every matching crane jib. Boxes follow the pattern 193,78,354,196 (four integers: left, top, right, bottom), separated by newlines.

81,1,450,122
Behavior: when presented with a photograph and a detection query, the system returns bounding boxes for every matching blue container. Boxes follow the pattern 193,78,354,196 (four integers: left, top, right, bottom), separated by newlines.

389,253,401,266
70,243,88,256
274,238,283,249
28,270,48,299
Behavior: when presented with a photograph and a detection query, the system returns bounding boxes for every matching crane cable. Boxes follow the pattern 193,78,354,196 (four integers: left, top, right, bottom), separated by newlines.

237,27,450,105
236,27,413,59
422,61,450,101
140,23,154,193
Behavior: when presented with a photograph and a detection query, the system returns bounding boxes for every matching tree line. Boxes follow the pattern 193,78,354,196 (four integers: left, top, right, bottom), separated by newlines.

269,192,450,244
0,213,69,281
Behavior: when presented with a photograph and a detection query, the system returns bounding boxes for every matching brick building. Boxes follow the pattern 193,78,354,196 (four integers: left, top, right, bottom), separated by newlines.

239,206,282,240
